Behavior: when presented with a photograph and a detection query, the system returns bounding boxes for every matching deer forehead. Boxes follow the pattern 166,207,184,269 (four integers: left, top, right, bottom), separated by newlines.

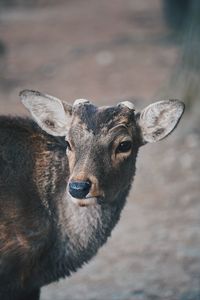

71,102,135,135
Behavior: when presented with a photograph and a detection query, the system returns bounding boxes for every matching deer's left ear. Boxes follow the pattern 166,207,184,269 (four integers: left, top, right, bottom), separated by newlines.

137,99,185,145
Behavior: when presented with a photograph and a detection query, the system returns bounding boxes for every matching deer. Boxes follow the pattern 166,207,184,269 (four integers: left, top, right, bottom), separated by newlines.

0,90,184,300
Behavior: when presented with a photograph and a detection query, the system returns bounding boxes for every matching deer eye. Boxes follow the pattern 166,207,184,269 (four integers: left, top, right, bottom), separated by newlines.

116,141,132,153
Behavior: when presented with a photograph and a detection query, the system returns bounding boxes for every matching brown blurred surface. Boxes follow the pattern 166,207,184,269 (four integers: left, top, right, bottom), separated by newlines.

0,0,200,299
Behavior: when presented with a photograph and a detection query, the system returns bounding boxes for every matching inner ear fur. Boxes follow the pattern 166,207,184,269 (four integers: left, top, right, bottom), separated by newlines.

20,90,72,137
137,99,185,145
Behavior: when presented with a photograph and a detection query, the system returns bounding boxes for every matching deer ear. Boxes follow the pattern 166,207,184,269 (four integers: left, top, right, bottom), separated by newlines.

137,99,185,145
20,90,72,136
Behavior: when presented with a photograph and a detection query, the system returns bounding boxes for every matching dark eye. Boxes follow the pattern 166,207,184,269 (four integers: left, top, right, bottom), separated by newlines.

66,140,72,151
116,141,132,153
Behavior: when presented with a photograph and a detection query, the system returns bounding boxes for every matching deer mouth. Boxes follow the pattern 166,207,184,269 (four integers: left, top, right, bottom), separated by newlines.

70,196,98,207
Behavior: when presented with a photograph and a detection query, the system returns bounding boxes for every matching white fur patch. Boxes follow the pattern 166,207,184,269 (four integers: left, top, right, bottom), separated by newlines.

73,99,90,106
118,101,135,110
58,191,103,249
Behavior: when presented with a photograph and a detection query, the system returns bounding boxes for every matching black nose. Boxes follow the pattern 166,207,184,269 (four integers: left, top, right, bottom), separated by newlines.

69,180,91,199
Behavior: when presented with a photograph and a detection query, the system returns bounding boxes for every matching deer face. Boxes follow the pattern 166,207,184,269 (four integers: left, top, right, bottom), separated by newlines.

65,101,140,206
20,90,184,207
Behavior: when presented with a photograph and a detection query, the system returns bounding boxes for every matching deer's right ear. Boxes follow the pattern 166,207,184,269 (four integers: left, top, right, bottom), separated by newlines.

136,99,185,145
20,90,72,136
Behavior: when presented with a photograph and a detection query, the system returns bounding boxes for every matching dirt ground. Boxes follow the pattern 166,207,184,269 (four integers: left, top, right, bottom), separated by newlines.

0,0,200,299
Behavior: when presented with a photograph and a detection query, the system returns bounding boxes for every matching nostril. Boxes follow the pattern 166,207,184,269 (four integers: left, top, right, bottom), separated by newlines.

69,180,91,199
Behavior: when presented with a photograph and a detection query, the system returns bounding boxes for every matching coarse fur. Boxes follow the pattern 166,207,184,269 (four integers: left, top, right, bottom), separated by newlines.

0,91,185,300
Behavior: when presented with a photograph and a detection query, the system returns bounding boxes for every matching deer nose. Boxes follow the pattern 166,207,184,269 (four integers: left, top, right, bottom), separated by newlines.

68,180,92,199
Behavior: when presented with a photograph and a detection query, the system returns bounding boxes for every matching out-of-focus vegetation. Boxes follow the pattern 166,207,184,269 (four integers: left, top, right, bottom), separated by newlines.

163,0,190,32
163,0,200,109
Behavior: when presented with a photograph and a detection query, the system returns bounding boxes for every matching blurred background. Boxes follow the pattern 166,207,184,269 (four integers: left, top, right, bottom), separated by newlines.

0,0,200,299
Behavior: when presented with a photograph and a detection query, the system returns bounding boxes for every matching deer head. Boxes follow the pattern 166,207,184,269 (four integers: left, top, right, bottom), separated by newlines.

20,90,184,207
